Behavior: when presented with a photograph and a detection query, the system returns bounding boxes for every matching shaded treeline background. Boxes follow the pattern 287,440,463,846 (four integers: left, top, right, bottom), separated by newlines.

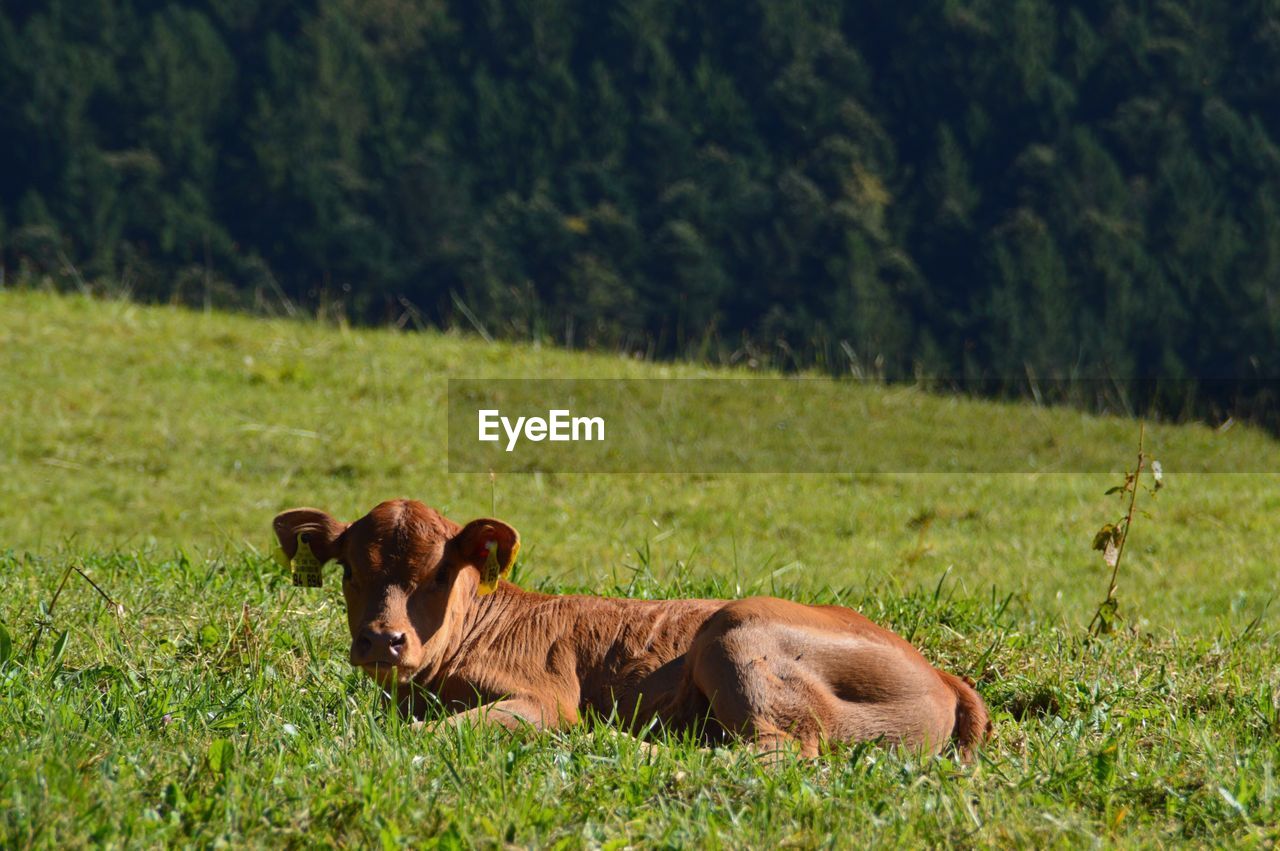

2,0,1279,420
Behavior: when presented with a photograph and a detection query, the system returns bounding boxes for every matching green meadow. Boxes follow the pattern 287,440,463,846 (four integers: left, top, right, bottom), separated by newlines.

1,290,1278,847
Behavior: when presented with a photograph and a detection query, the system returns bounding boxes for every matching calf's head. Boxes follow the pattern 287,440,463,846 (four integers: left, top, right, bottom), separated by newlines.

272,499,519,686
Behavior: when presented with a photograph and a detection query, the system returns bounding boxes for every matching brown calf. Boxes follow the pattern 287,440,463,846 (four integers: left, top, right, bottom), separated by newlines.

273,499,990,758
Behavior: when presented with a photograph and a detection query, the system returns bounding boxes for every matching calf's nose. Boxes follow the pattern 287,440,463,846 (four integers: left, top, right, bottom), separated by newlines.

354,627,407,665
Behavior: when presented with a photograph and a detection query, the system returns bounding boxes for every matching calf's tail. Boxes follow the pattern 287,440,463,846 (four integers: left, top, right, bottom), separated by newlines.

940,671,992,760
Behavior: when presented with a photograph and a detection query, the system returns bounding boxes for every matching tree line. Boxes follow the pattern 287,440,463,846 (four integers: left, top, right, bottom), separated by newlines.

3,0,1278,422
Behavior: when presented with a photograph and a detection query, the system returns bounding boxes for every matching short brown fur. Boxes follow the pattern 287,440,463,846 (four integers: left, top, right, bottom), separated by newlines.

274,499,991,758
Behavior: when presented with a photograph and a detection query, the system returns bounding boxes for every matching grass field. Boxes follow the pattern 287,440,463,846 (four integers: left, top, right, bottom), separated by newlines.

2,290,1278,846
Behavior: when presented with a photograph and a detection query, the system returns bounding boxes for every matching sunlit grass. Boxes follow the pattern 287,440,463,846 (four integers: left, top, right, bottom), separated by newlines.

1,290,1278,846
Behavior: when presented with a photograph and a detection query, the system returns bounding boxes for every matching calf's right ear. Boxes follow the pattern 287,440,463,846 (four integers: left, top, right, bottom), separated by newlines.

272,508,347,586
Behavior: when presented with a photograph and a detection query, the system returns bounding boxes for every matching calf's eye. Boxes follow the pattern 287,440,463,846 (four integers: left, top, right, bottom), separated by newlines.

341,562,353,581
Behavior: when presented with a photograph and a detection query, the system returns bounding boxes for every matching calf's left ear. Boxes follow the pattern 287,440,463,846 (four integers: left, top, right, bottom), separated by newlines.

450,518,521,595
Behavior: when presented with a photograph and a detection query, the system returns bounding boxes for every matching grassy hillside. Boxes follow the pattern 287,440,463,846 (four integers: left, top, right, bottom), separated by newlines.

2,290,1277,622
1,290,1278,846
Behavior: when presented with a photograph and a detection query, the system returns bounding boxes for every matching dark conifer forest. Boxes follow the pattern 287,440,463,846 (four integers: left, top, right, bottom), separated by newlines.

3,1,1278,417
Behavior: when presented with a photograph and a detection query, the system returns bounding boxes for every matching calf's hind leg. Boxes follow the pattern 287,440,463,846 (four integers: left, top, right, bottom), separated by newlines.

687,623,836,759
686,609,959,758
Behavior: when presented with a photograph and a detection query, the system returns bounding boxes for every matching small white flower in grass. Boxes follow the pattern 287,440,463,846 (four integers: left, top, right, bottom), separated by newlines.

282,723,298,736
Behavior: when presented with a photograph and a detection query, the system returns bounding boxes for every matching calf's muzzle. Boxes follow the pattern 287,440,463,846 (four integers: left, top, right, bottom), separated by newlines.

352,626,408,667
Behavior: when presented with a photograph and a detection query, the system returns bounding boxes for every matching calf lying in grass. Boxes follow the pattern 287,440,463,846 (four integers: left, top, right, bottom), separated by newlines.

273,499,990,759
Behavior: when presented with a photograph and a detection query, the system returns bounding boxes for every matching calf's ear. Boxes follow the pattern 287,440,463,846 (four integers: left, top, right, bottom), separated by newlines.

450,518,521,595
272,508,347,587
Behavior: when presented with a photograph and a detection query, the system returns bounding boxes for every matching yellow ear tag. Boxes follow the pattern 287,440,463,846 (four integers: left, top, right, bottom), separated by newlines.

272,539,290,571
476,538,519,596
288,533,325,588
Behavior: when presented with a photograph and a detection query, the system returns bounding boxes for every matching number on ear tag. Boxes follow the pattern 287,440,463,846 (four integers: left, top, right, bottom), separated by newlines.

288,533,325,588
